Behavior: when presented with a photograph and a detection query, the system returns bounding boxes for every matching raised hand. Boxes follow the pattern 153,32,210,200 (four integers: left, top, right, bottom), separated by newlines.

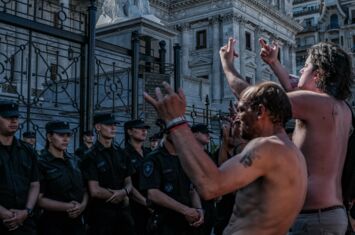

219,38,239,70
259,38,279,65
144,82,186,123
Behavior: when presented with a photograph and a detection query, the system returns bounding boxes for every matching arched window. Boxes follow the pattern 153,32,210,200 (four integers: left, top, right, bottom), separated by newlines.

330,14,339,28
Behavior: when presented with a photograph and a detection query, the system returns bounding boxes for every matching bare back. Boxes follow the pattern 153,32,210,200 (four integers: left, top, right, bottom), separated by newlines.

289,91,352,209
222,134,307,235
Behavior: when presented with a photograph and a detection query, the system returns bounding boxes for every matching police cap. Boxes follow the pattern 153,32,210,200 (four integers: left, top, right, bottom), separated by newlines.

45,121,72,134
124,119,150,130
23,131,36,138
0,100,19,118
93,113,119,125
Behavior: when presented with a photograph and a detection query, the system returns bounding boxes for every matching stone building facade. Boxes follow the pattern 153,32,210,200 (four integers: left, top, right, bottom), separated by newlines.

293,0,355,75
0,0,301,150
147,0,301,110
292,0,355,105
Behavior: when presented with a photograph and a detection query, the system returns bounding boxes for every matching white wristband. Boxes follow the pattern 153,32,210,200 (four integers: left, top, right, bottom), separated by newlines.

165,116,186,130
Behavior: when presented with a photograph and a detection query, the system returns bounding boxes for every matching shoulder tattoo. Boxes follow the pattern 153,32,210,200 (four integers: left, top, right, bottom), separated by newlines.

239,150,259,168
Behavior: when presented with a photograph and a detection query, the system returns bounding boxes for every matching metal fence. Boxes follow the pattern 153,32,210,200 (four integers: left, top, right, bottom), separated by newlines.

0,0,227,152
0,0,135,151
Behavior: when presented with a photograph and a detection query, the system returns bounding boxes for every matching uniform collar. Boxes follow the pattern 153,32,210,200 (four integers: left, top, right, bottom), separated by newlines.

42,149,72,162
94,141,119,151
0,137,21,148
126,142,145,154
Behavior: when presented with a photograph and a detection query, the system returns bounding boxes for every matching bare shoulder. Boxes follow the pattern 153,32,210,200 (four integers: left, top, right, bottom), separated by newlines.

239,136,289,168
287,90,339,120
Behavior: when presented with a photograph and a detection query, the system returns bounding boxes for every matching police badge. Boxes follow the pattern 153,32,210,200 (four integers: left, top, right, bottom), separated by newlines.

143,161,154,177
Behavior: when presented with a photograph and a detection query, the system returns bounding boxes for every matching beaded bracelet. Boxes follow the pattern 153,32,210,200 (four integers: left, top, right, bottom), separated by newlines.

168,122,188,133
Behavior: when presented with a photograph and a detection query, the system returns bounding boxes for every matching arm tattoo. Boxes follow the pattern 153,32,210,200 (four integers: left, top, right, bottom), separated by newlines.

240,151,258,168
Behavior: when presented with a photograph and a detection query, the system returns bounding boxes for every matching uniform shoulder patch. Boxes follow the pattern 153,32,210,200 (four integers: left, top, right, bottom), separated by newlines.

143,161,154,177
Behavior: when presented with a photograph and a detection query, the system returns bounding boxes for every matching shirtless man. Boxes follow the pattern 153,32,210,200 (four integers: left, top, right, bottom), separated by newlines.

144,81,307,235
221,38,353,234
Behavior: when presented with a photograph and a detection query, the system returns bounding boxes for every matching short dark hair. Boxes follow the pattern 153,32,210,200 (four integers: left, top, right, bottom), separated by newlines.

308,42,353,100
240,82,292,127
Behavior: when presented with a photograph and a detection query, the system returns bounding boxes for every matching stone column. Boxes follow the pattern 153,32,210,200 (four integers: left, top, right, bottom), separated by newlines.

237,16,246,77
221,13,236,99
181,23,191,78
255,26,262,84
280,0,286,14
283,41,290,69
211,15,221,101
291,44,297,75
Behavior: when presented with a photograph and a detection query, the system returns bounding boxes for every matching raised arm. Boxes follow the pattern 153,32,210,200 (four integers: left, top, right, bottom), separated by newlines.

259,38,296,91
170,127,268,200
144,83,270,200
220,38,249,98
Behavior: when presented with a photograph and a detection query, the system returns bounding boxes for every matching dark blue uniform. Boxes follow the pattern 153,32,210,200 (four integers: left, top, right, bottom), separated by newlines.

0,139,39,235
199,150,217,235
74,144,91,160
140,146,199,235
124,143,151,235
81,141,135,235
37,149,85,235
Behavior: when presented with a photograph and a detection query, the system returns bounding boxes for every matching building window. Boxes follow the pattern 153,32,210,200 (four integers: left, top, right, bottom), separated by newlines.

246,76,252,83
331,38,339,45
245,32,252,51
352,36,355,52
296,38,300,47
196,30,207,49
330,14,339,29
296,56,305,67
351,10,355,24
305,36,315,45
199,75,209,80
304,18,313,27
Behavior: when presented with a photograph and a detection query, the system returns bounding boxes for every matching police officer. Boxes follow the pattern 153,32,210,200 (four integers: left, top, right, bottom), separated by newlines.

81,113,135,235
0,100,40,234
74,130,94,159
191,123,217,235
124,119,151,235
148,133,161,151
22,131,36,149
37,121,88,235
140,133,204,235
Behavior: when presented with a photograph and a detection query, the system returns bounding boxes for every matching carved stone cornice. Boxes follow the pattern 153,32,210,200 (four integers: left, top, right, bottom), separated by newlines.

220,13,234,23
234,15,246,25
175,22,190,31
209,15,220,25
151,0,302,33
255,25,264,34
170,0,210,9
149,0,171,9
238,0,302,32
